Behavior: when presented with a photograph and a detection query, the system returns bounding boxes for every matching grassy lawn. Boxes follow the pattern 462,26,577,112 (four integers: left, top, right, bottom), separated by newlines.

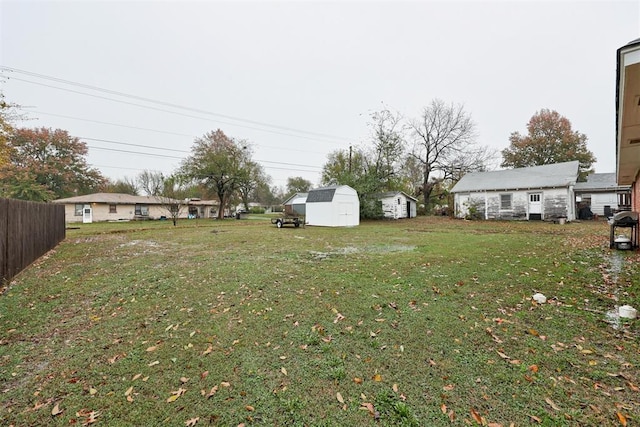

1,216,639,426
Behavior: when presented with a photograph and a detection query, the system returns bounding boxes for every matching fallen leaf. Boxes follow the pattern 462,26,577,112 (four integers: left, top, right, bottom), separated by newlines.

392,383,399,393
51,402,63,416
281,367,288,376
529,365,539,373
617,412,627,426
528,414,541,423
470,408,483,424
220,381,231,388
372,373,382,382
148,360,160,367
180,377,190,383
497,351,510,360
185,417,199,426
353,377,363,384
82,410,100,425
200,371,209,380
545,397,560,411
441,404,447,414
361,402,375,415
206,386,218,398
336,392,344,404
89,387,97,395
245,405,255,411
146,345,158,352
443,384,455,391
125,386,133,396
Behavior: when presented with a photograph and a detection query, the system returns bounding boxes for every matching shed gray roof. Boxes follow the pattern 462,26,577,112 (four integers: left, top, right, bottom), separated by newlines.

451,161,579,193
574,173,631,192
306,186,337,203
53,193,177,205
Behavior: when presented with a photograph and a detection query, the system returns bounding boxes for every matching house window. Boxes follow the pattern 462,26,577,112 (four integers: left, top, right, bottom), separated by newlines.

500,194,512,210
397,198,401,205
109,204,117,213
530,194,540,202
135,204,149,216
74,204,83,216
618,193,631,208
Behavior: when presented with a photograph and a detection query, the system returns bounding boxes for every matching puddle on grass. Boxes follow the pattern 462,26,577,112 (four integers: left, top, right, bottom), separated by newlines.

603,251,626,330
308,244,415,260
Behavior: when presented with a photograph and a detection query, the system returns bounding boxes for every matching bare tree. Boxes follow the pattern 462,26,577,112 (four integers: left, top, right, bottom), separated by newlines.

409,99,493,212
138,170,165,196
154,174,187,226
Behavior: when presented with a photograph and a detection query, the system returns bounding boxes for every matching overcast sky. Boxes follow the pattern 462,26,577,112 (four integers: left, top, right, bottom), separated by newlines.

1,0,639,191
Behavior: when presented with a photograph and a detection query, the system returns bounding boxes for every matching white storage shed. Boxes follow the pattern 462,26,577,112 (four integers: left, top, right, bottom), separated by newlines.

305,185,359,227
377,191,418,219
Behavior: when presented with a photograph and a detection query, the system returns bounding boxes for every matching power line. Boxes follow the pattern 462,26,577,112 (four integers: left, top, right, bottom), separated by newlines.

85,139,323,170
33,110,330,156
11,77,347,146
1,66,353,144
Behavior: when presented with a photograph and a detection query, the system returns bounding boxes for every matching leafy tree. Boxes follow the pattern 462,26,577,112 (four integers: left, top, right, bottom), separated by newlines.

180,129,252,219
101,177,139,195
0,93,15,170
408,99,492,212
501,109,596,181
286,176,313,195
251,181,278,207
1,127,105,201
236,155,268,211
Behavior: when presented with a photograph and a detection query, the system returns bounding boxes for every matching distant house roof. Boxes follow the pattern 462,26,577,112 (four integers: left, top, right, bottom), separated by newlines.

306,186,338,203
376,191,418,202
574,173,631,192
53,193,177,205
282,192,308,205
451,161,580,193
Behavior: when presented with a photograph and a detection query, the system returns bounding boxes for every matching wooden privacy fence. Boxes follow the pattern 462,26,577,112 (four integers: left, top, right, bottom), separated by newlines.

1,198,66,284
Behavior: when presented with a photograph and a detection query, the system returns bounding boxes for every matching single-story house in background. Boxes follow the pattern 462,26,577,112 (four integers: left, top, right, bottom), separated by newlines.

305,185,359,227
376,191,417,219
53,193,218,223
574,173,631,218
282,192,308,216
53,193,183,223
616,38,640,212
187,198,221,218
450,161,579,221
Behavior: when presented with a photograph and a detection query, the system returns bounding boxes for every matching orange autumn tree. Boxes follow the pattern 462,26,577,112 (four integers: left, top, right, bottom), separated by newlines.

1,127,105,201
501,109,596,181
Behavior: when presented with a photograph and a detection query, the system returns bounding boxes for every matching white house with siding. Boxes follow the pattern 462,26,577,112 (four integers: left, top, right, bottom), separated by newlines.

377,191,418,219
450,161,579,221
574,173,631,218
305,185,359,227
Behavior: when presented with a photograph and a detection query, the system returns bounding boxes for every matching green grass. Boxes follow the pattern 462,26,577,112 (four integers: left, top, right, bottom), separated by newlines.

1,217,639,426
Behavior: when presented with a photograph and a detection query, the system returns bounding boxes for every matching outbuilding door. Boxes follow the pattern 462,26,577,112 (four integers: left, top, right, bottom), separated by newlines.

528,193,542,220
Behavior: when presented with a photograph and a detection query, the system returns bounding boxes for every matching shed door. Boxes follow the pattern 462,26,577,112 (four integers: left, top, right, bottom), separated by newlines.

339,202,353,226
456,195,469,219
528,193,542,219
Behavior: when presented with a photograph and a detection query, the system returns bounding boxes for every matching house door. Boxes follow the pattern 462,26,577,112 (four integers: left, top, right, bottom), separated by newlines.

528,193,542,220
406,201,412,218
